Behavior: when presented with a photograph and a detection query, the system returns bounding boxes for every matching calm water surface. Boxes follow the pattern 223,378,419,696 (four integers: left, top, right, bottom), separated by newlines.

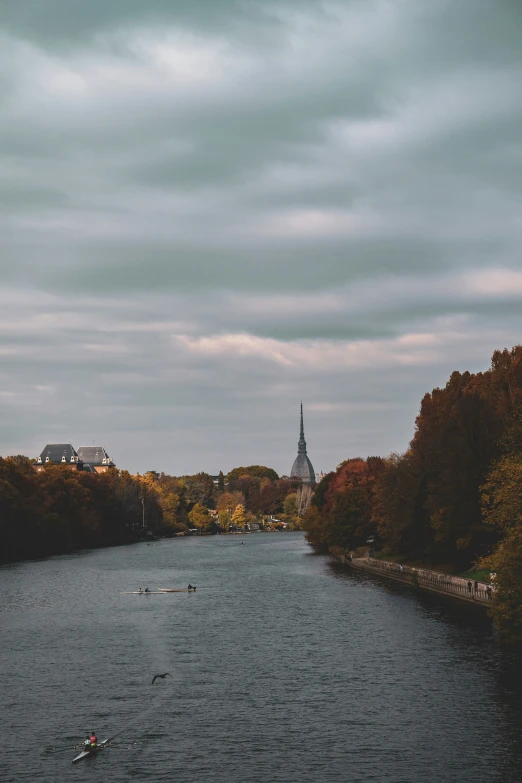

2,532,522,782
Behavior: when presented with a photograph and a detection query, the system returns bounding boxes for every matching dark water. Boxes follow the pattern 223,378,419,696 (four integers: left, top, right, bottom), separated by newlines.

2,533,522,783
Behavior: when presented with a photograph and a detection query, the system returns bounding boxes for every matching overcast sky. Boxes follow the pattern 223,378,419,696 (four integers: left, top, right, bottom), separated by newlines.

1,0,522,476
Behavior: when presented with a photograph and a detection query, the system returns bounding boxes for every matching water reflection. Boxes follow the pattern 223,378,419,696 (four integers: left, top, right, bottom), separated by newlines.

329,558,522,780
2,533,522,783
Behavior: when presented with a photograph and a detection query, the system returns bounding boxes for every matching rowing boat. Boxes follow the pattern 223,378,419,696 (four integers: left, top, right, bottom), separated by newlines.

120,591,166,594
157,588,195,592
72,739,109,763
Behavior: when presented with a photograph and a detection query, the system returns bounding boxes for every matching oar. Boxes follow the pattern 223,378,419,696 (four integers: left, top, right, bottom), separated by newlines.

44,744,85,755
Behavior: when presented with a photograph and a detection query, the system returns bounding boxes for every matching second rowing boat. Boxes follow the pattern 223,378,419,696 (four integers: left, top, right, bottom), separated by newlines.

72,739,109,764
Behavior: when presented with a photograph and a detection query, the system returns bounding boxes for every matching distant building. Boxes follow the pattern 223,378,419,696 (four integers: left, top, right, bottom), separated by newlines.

34,444,82,472
290,403,315,485
34,443,116,474
76,446,115,474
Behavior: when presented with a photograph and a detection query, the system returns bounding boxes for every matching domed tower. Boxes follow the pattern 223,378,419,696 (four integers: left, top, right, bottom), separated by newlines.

290,403,316,484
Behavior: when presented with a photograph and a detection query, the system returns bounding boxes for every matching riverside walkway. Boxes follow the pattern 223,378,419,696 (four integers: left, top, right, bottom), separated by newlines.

342,555,493,606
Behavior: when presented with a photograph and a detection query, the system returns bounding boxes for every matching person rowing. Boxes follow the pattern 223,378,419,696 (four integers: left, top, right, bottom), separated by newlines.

89,731,97,749
138,587,143,593
83,736,91,751
144,587,150,593
188,584,196,591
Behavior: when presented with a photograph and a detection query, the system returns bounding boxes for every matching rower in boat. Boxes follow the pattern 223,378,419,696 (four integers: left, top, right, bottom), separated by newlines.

188,584,196,591
72,734,108,763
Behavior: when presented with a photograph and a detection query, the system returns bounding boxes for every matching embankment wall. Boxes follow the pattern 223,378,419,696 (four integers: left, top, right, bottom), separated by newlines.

336,554,493,607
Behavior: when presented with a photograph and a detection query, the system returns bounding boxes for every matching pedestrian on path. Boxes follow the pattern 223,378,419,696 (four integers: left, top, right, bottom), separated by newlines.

467,580,472,594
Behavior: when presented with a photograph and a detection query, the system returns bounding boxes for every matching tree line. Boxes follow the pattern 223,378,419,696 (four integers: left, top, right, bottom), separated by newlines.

302,346,522,642
0,460,308,565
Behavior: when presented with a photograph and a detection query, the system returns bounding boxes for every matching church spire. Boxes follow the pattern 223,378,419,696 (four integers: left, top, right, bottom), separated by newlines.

298,401,307,454
291,402,315,483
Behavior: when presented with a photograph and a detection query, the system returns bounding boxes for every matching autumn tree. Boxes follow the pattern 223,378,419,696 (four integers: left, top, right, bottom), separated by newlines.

181,473,217,508
479,454,522,641
217,491,244,513
231,503,247,528
301,505,329,549
154,474,188,534
258,481,281,515
226,465,279,483
372,452,429,558
188,502,211,529
0,456,42,562
227,475,262,511
37,465,101,549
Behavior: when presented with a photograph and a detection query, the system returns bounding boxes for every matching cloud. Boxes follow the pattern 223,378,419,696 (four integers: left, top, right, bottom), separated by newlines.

175,316,510,372
175,332,441,369
1,0,522,473
464,269,522,297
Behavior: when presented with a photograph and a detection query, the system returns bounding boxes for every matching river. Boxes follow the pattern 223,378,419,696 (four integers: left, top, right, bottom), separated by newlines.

1,532,522,782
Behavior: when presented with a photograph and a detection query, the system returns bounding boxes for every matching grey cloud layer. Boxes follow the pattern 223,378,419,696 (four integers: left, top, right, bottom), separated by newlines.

1,0,522,472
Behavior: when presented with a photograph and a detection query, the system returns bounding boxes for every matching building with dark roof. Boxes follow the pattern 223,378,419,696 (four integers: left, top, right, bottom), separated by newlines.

290,403,316,485
76,446,115,473
34,444,82,472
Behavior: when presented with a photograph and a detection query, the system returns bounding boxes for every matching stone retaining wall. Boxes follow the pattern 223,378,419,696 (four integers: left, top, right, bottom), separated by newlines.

342,555,493,606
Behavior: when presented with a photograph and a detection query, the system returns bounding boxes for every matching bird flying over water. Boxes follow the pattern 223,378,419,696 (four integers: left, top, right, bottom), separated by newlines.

152,673,172,685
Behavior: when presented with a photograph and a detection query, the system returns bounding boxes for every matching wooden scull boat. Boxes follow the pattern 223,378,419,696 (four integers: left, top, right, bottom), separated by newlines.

72,739,109,763
157,588,195,592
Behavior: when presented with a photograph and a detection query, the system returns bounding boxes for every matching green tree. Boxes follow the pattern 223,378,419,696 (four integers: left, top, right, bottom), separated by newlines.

479,454,522,641
481,527,522,643
217,471,225,492
481,454,522,534
181,473,216,508
284,492,298,516
218,509,231,528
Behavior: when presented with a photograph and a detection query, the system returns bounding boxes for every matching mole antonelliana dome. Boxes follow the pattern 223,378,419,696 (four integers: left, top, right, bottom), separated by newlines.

290,403,316,484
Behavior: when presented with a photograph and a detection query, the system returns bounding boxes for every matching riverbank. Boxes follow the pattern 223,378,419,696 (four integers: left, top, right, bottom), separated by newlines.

332,550,493,608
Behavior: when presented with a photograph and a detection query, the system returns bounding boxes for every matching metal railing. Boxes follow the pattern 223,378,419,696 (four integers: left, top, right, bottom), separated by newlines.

347,557,493,602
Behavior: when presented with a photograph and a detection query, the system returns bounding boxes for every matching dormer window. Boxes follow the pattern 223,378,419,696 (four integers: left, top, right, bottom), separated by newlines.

45,456,50,463
61,456,66,463
37,457,42,463
70,455,78,463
